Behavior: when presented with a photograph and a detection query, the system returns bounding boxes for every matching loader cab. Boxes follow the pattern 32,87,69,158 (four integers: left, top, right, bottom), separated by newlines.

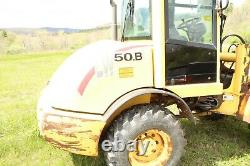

114,0,219,86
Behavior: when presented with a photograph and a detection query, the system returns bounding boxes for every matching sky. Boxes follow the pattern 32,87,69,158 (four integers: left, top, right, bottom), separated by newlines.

0,0,112,29
0,0,246,29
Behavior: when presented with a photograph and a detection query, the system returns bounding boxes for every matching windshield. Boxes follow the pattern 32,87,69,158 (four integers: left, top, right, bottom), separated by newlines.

119,0,152,41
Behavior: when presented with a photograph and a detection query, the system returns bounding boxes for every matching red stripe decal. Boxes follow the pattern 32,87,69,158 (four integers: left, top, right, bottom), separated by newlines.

78,67,95,96
116,45,152,52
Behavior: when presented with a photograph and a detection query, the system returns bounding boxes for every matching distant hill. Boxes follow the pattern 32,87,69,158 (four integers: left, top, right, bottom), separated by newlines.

3,24,113,35
41,27,81,33
0,25,112,55
4,27,82,34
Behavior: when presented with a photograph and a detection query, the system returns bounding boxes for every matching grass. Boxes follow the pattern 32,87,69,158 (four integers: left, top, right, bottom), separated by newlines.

0,51,250,166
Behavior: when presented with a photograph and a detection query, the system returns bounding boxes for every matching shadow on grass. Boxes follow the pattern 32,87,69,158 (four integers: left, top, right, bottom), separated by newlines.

71,116,250,166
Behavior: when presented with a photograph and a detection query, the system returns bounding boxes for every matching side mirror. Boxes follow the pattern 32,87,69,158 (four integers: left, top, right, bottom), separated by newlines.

216,0,229,11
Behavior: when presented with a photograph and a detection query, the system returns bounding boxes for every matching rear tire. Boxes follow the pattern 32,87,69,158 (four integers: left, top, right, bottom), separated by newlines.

103,104,186,166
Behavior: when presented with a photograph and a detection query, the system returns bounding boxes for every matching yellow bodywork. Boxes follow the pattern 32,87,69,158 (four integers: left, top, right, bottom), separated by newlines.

239,90,250,123
238,46,250,123
152,0,166,88
40,109,105,156
167,83,223,98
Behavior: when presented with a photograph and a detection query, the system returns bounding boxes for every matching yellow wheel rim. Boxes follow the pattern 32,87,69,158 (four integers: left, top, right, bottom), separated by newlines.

129,129,173,166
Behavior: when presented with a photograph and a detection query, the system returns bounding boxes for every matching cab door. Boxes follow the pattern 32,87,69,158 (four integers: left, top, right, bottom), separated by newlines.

165,0,217,85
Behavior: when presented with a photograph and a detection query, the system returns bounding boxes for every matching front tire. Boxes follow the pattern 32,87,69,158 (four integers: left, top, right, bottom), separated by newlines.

103,104,186,166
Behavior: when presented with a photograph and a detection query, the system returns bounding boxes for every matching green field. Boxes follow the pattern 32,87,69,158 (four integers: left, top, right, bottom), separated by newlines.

0,52,250,166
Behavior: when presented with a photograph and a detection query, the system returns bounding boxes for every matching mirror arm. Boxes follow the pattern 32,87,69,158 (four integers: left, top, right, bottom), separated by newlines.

216,0,229,12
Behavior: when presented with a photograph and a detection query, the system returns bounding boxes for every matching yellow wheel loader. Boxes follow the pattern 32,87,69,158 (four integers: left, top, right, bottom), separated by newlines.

37,0,250,165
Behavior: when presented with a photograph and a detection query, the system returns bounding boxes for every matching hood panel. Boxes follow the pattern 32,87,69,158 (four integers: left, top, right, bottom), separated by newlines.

43,40,154,114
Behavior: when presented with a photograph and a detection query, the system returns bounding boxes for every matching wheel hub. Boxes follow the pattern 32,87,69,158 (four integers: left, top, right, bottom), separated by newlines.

129,129,173,166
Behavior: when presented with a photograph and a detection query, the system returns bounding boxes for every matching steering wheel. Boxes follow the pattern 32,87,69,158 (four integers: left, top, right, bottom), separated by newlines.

177,17,200,33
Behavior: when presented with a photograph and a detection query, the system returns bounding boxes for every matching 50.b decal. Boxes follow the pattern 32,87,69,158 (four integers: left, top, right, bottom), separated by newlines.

115,52,142,62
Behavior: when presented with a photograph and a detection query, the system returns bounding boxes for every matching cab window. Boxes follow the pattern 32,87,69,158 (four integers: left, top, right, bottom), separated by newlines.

121,0,152,40
168,0,214,45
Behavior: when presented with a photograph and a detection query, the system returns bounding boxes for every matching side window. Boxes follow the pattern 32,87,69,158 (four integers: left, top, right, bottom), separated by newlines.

134,6,151,36
168,0,214,45
119,0,152,40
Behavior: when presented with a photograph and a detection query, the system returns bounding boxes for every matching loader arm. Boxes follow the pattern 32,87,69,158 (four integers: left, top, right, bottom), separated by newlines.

217,44,250,123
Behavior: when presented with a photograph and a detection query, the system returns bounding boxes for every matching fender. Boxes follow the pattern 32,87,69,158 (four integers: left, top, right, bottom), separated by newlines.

103,88,196,123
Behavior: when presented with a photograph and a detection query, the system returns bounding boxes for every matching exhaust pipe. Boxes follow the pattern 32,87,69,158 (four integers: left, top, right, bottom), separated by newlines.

110,0,118,41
